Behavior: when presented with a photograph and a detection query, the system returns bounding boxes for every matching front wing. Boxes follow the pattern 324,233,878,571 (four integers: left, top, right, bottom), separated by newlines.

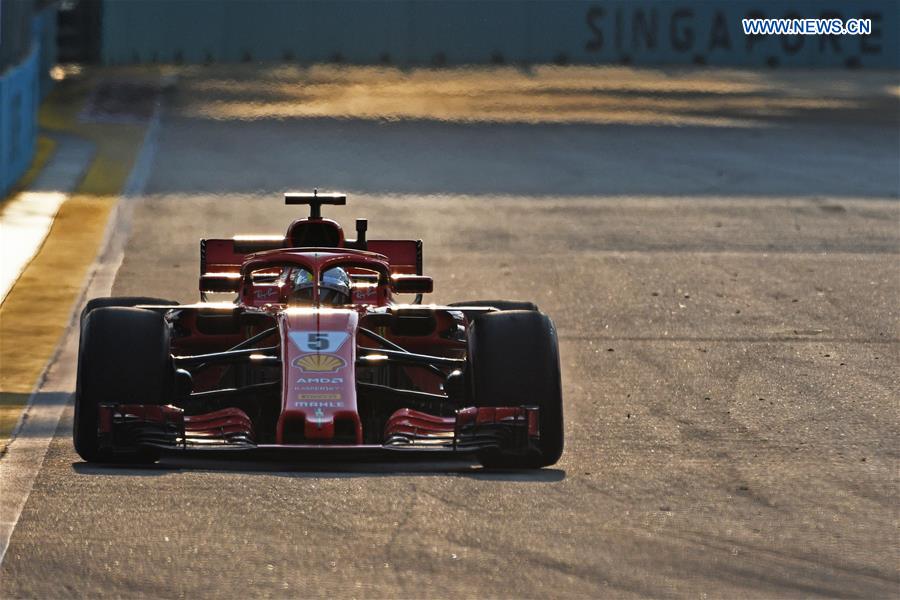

96,404,541,459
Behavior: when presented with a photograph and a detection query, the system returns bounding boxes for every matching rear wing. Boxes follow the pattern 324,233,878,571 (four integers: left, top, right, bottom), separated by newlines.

200,238,423,277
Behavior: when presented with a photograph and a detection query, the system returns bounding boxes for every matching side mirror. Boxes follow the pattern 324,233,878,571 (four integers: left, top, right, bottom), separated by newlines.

199,272,242,293
390,274,433,294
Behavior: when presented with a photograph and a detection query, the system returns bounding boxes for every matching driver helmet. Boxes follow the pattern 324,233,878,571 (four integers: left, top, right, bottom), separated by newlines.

289,266,351,306
289,268,315,304
319,267,351,306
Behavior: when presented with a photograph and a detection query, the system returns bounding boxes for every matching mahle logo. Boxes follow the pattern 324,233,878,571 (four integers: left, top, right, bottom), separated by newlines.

295,401,345,408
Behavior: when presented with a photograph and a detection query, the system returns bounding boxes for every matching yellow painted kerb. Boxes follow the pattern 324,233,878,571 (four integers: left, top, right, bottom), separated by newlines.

0,71,151,443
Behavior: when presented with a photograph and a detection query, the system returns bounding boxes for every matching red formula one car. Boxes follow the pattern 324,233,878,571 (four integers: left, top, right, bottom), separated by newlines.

74,193,563,468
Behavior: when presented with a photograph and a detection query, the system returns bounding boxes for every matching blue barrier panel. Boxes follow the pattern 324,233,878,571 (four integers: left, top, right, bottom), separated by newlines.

0,47,39,198
0,5,54,198
100,0,898,68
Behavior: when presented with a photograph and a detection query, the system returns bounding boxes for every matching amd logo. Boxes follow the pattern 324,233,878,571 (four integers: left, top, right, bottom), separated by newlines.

296,377,344,384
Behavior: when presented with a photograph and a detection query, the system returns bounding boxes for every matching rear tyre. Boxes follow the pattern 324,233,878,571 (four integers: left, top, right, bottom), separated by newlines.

81,296,178,326
450,300,539,312
74,307,173,463
467,310,563,468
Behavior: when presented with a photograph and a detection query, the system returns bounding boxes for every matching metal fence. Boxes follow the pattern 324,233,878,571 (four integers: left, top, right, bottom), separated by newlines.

1,0,36,72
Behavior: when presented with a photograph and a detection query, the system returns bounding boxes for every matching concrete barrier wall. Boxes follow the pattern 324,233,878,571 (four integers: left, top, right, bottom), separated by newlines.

100,0,898,68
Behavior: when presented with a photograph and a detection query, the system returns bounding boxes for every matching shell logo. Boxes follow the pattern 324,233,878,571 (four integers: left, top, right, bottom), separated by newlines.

292,354,346,373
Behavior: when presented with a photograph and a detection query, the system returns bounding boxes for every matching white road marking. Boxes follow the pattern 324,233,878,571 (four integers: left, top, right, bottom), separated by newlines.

0,191,66,301
0,105,162,564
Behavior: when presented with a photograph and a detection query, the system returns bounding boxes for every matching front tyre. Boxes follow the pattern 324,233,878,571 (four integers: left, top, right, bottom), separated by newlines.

74,307,173,463
468,310,564,468
80,296,178,327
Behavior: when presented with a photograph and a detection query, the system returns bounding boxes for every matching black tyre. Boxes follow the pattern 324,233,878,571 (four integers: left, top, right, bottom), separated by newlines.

81,296,178,326
450,300,539,312
467,310,563,468
74,307,173,463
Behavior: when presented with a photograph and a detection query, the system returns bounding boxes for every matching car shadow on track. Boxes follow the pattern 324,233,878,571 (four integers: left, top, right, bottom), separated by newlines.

71,458,566,482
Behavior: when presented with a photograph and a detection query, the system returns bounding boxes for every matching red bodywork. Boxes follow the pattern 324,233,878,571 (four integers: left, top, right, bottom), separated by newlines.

277,307,361,444
95,200,541,460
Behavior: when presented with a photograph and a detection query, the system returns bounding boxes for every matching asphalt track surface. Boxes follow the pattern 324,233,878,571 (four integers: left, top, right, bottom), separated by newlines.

2,67,899,598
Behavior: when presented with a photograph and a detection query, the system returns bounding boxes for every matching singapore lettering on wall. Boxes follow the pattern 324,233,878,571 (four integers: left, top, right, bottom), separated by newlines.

584,5,884,64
